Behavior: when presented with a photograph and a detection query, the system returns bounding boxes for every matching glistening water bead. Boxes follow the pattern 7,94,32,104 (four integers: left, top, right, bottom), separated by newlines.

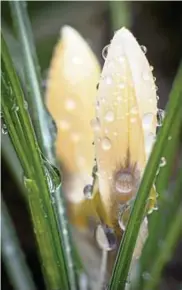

95,224,117,251
115,172,133,194
83,184,93,199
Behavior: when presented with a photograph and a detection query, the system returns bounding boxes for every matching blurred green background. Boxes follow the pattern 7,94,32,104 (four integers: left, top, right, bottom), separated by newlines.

1,1,182,290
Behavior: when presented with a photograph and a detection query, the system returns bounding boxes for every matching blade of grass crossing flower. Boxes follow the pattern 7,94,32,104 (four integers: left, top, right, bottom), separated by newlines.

1,196,37,290
108,64,182,290
1,33,70,290
9,2,78,288
139,167,182,290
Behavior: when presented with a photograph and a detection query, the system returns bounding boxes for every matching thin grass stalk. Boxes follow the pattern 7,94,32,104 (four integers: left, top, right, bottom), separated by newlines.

9,1,78,288
142,168,182,290
1,196,37,290
1,33,71,290
108,64,182,290
109,1,131,31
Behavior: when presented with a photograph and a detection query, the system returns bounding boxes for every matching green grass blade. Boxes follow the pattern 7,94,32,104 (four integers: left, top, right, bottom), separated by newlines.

108,64,182,290
1,33,71,290
1,196,37,290
141,168,182,290
9,1,78,288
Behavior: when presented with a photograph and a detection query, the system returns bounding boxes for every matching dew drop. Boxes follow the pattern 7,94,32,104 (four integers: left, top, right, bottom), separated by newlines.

141,45,147,54
145,133,155,155
24,100,28,110
102,45,110,60
157,109,165,127
142,113,153,130
12,104,19,113
105,111,114,122
130,118,136,123
65,98,76,111
2,123,8,134
70,132,80,143
101,137,111,151
130,107,138,115
118,56,124,63
90,117,101,131
142,272,151,281
105,76,113,85
115,172,133,194
168,136,172,141
59,120,70,131
95,225,117,251
150,66,154,72
83,184,93,199
160,157,166,167
72,56,82,65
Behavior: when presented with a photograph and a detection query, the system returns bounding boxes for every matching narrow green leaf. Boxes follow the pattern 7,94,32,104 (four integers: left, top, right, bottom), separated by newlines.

9,1,78,288
1,196,37,290
108,64,182,290
1,33,70,290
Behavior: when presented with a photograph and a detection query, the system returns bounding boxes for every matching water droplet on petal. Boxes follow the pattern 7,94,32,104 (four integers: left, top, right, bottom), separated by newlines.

142,113,153,130
95,225,117,251
142,72,150,81
115,172,133,194
70,132,80,143
83,184,93,199
90,118,101,132
105,111,114,122
102,45,110,60
118,83,125,89
130,107,138,115
157,109,165,127
105,76,113,85
65,98,76,111
141,45,147,54
145,133,155,156
59,120,70,131
72,56,82,65
130,118,136,123
101,137,111,151
150,66,154,72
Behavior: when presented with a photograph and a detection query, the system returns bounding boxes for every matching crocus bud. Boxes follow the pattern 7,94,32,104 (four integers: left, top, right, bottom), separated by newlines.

93,27,157,226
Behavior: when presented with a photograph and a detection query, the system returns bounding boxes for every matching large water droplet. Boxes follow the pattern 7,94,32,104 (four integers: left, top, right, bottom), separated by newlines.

142,113,153,130
141,45,147,54
95,225,117,251
115,172,133,194
83,184,93,199
2,123,8,135
102,45,110,60
101,137,111,151
105,111,114,122
145,133,155,155
90,118,101,132
65,98,76,111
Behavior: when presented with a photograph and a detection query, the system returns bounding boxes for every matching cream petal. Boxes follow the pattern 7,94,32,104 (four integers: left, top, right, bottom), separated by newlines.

94,28,157,218
46,26,100,203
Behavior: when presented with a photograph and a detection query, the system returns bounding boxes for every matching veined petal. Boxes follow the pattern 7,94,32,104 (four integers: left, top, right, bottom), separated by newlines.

46,26,100,207
93,28,157,222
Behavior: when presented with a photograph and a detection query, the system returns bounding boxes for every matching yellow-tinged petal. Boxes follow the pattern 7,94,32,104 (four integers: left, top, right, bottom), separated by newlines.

46,26,100,209
93,28,157,223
